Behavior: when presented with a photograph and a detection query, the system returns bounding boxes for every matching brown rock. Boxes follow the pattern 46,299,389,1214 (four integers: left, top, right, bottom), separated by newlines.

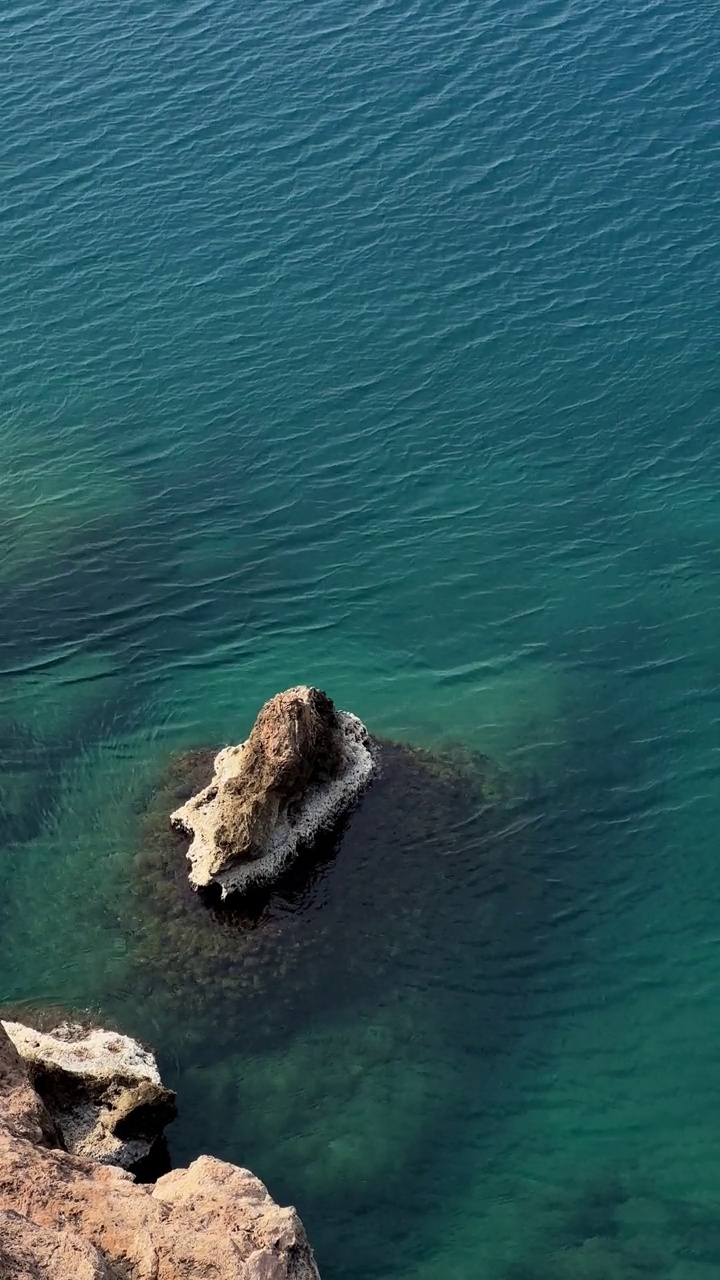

0,1031,59,1150
172,686,377,897
0,1210,112,1280
0,1026,321,1280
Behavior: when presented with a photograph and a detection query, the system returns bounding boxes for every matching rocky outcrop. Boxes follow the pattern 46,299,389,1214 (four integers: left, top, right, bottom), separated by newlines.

1,1020,176,1174
0,1024,321,1280
0,1210,112,1280
171,686,377,897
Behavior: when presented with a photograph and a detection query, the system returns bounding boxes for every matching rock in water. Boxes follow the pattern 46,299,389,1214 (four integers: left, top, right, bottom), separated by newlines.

0,1025,322,1280
171,686,377,897
1,1021,176,1174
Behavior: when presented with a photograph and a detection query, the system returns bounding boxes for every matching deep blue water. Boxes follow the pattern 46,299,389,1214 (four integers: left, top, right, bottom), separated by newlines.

2,0,720,1275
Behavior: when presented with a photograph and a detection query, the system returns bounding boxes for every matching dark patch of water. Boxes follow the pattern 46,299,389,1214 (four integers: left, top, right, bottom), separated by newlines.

122,740,522,1053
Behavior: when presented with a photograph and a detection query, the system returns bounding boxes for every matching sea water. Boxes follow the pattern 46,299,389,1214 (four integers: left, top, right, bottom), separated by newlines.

2,0,720,1275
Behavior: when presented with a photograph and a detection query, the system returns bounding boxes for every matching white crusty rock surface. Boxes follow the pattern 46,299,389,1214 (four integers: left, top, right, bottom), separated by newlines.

171,685,377,897
0,1023,322,1280
1,1020,176,1171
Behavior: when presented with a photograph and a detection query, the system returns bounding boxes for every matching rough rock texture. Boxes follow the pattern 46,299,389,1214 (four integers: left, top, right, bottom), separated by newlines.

0,1031,60,1151
2,1021,176,1172
0,1210,113,1279
0,1025,321,1280
171,686,377,897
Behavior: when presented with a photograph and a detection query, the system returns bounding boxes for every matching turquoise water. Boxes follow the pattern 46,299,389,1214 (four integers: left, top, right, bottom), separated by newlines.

3,0,720,1273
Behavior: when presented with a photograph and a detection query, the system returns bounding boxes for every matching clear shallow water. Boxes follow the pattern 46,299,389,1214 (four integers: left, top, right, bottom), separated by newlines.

2,0,720,1274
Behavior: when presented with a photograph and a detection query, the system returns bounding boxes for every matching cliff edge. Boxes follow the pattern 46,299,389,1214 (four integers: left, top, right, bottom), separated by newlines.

0,1023,321,1280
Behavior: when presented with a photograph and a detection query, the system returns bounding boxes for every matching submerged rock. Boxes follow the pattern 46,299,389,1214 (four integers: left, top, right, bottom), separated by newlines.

0,1024,321,1280
1,1020,176,1175
171,686,376,897
496,1169,712,1280
130,736,521,1053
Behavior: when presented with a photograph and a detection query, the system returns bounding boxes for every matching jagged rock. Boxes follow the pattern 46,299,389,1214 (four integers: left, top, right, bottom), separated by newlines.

0,1210,113,1279
1,1021,176,1174
0,1024,321,1280
0,1022,60,1153
171,686,377,897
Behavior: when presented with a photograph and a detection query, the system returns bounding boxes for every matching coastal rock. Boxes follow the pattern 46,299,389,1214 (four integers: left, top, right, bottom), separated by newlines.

1,1020,176,1174
171,685,376,897
133,738,515,1040
0,1024,321,1280
0,1210,112,1280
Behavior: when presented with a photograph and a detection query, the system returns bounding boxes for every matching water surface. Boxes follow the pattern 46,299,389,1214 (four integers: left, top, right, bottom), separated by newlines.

2,0,720,1275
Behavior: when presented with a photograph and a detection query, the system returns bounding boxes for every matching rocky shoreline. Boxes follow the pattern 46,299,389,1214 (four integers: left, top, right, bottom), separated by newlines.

0,687,374,1278
0,686,513,1278
0,1019,321,1279
1,1019,175,1177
